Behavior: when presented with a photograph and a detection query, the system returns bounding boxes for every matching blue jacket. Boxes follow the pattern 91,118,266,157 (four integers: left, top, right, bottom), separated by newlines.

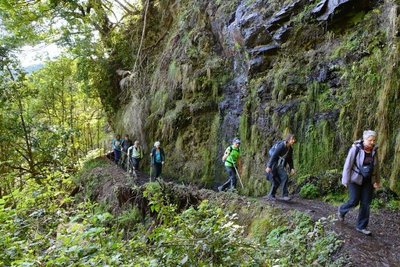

151,147,165,165
112,139,122,151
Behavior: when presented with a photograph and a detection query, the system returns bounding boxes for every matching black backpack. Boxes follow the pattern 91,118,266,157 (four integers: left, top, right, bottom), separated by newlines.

268,140,284,157
351,143,376,178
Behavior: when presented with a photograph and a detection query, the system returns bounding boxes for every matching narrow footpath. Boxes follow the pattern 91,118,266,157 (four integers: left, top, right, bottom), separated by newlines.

99,157,400,267
265,197,400,267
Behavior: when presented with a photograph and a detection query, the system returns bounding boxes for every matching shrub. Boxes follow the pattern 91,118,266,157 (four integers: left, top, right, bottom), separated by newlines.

300,184,320,199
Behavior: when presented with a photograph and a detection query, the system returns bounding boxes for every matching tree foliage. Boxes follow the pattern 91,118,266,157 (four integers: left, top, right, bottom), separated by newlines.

0,56,106,196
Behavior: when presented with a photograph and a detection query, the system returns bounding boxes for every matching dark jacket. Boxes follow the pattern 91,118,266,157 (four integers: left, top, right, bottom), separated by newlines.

121,139,132,152
151,147,165,165
266,141,294,170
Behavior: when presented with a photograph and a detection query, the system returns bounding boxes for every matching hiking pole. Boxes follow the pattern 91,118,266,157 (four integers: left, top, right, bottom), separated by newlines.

149,156,152,182
233,164,244,189
127,152,130,175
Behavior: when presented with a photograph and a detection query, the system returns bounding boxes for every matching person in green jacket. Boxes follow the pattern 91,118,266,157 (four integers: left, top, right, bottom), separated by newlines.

218,138,241,192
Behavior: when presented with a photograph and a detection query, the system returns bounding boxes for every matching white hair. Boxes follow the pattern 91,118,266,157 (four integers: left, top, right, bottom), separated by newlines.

363,130,377,140
154,141,161,147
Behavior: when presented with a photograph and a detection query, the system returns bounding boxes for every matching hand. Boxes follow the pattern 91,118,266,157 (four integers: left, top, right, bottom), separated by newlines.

343,183,348,188
162,161,165,165
373,182,380,189
290,169,296,176
265,167,271,173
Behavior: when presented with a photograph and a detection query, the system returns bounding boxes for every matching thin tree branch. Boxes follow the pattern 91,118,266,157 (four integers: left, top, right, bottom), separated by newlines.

113,0,136,14
133,0,150,72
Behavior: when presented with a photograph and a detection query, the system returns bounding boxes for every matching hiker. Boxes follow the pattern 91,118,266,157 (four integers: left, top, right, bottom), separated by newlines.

112,134,122,164
337,130,380,235
121,134,133,169
265,133,296,201
218,138,241,192
150,141,165,179
127,140,144,172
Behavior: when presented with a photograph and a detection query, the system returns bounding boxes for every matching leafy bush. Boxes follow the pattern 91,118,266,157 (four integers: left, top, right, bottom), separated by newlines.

386,199,400,211
0,171,344,266
300,184,320,199
264,212,344,266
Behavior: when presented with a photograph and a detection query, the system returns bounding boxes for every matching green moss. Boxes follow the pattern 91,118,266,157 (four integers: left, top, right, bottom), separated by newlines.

199,113,220,185
249,212,283,240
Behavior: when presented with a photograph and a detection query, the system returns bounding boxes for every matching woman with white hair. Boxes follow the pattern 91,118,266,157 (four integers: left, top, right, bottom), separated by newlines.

150,141,165,179
337,130,380,235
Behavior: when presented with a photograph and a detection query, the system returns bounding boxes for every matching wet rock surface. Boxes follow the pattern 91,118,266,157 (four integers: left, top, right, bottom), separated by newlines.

312,0,377,22
266,0,306,31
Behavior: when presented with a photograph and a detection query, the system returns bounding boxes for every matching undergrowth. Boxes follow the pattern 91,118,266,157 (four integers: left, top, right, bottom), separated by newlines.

0,159,345,266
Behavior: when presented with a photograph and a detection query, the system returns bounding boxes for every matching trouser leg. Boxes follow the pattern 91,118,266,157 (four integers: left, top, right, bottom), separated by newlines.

154,163,162,178
114,149,121,164
121,153,127,169
133,158,140,170
357,180,374,229
268,169,280,197
339,183,361,216
277,166,289,197
220,166,236,191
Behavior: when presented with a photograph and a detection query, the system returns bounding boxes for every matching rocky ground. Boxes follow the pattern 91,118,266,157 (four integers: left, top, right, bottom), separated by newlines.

81,157,400,267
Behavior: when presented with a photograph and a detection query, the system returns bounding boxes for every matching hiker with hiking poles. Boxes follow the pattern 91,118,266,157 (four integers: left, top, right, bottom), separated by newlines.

218,138,243,192
150,141,165,180
264,133,296,201
127,140,144,174
120,134,133,170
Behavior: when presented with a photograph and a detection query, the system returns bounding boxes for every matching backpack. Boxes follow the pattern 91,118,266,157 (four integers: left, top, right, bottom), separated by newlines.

268,140,284,157
351,143,376,178
223,145,241,163
222,145,233,162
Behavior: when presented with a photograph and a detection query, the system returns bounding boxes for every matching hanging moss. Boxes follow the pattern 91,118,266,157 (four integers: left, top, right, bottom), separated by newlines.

107,0,400,195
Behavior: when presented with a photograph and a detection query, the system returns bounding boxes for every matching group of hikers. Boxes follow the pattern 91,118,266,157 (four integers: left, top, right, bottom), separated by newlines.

111,129,379,236
219,130,380,236
111,134,165,179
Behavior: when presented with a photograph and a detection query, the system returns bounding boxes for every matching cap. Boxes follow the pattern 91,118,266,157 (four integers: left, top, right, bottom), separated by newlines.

232,138,241,144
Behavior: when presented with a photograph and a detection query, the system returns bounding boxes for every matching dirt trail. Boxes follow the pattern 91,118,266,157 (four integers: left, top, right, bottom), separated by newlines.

100,157,400,267
264,197,400,267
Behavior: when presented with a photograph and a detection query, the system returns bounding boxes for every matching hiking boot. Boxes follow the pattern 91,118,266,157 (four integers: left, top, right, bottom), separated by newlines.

356,228,372,236
337,207,344,222
217,186,223,192
262,195,276,201
281,196,291,201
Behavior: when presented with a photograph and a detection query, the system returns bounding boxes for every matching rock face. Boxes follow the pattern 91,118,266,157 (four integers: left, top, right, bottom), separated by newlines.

312,0,376,21
114,0,400,195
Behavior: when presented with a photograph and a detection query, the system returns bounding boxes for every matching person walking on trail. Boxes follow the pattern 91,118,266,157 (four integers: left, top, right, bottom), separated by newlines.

218,138,241,192
337,130,380,236
150,141,165,179
112,134,122,164
127,140,144,172
121,134,133,169
265,134,296,201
